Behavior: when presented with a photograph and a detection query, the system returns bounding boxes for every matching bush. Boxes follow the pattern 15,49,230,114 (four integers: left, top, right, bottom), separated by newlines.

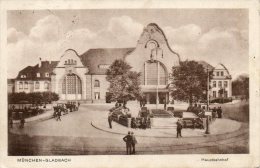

8,92,59,104
210,97,232,104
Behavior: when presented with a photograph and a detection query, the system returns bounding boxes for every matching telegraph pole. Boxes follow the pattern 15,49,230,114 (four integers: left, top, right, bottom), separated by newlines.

207,67,210,110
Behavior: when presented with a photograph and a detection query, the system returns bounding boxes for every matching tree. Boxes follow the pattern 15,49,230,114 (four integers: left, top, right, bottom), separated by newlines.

106,59,142,106
171,60,212,106
232,74,249,100
8,92,59,104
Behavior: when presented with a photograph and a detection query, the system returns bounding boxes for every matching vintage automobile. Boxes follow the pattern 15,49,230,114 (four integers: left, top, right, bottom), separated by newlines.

138,107,150,118
181,112,204,129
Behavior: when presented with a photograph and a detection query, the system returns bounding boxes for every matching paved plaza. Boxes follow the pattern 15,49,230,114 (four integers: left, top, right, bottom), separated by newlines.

9,103,249,155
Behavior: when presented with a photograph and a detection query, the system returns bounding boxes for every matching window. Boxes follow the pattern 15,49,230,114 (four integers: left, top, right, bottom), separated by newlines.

45,73,49,77
216,72,219,76
21,75,26,78
218,81,222,88
24,82,28,89
213,91,216,98
142,61,167,85
37,73,40,77
62,74,82,94
98,64,110,69
224,91,228,98
224,81,228,88
213,81,216,88
44,82,49,90
35,81,40,89
221,71,224,76
19,82,23,89
94,80,100,87
94,92,100,100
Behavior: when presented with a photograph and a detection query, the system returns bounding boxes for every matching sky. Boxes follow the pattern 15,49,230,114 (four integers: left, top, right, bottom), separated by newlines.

7,9,248,79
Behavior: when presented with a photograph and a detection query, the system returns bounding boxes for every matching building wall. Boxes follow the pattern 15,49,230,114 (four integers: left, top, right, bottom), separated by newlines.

52,49,88,101
209,65,232,99
14,80,51,93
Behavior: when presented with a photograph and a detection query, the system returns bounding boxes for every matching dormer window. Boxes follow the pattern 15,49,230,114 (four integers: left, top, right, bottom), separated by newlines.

65,59,76,65
98,64,110,69
21,75,26,78
37,73,40,77
45,73,49,77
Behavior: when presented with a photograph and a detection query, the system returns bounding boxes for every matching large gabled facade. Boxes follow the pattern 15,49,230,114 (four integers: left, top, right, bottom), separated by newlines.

11,23,232,103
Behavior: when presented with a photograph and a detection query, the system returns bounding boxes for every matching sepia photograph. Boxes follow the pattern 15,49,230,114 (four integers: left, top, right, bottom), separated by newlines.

6,8,250,155
0,0,259,167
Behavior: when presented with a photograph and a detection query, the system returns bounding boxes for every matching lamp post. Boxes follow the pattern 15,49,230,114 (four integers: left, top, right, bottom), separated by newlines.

206,67,210,111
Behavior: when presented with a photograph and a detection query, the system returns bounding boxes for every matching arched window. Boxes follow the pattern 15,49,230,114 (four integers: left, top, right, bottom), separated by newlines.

24,82,28,89
44,82,49,90
62,74,82,94
141,61,167,85
19,82,23,89
35,81,40,89
94,80,100,87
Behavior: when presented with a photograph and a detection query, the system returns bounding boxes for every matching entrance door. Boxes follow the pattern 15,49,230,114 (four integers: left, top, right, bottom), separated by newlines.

62,74,82,100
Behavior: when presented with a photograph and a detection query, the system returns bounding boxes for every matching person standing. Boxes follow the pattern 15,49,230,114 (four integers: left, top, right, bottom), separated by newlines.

163,98,167,110
9,116,13,129
176,119,183,138
108,112,113,129
123,131,133,155
20,117,25,128
57,109,61,121
219,106,223,118
131,132,137,154
217,107,221,118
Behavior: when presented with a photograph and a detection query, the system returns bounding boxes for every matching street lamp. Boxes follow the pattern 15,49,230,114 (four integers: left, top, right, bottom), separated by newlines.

206,67,210,111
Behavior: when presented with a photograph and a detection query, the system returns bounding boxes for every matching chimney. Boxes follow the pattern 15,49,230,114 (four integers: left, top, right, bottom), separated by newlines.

39,57,42,67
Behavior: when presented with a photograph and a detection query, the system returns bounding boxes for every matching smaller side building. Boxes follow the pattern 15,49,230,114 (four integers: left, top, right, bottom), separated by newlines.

210,63,232,99
7,79,15,93
14,61,58,93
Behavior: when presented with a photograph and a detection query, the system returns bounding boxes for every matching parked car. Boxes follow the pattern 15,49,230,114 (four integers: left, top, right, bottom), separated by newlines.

181,112,203,128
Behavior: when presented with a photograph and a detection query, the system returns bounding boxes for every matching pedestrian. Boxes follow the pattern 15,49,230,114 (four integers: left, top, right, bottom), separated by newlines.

212,107,217,119
108,112,113,129
123,131,133,155
131,132,137,154
217,107,221,118
57,109,61,121
20,117,25,128
176,119,183,138
219,106,223,118
163,98,167,110
9,117,13,128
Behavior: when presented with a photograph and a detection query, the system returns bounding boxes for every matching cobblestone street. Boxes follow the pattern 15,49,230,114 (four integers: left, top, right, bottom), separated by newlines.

8,104,249,155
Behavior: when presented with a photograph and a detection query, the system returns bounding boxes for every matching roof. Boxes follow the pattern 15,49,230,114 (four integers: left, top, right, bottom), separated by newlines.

212,63,232,79
7,79,15,84
16,61,59,80
198,61,214,71
80,48,135,75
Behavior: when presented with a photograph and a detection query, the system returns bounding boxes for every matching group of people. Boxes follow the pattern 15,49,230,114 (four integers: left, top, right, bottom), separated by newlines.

123,131,138,155
8,115,25,129
53,102,81,122
131,117,151,129
212,106,223,118
108,102,131,129
187,104,206,117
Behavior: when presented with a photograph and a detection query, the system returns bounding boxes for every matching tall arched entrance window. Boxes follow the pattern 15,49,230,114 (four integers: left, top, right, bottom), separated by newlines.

140,60,169,104
141,61,167,85
61,74,82,100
